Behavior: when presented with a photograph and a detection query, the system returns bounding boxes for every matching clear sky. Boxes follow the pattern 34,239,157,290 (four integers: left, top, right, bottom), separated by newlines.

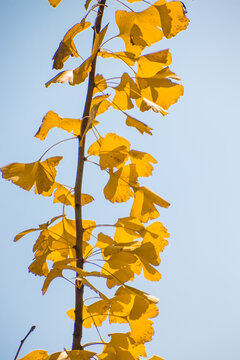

1,0,240,359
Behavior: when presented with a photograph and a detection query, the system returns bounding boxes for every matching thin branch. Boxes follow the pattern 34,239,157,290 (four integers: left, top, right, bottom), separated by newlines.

14,326,36,360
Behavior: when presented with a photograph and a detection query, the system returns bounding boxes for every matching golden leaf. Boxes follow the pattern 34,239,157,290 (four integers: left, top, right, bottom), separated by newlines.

115,6,163,57
98,333,140,360
114,217,145,243
52,20,91,70
90,94,112,117
65,350,96,360
1,156,62,195
136,67,183,114
45,70,74,88
83,299,110,328
125,115,153,135
95,232,114,250
48,0,62,7
131,186,170,222
19,350,48,360
93,74,107,95
45,26,108,88
53,183,94,208
14,215,63,242
113,73,141,111
104,164,138,203
137,49,172,77
129,150,157,177
99,50,136,66
47,350,96,360
88,133,130,170
138,97,168,115
35,110,82,139
154,0,189,39
42,258,75,294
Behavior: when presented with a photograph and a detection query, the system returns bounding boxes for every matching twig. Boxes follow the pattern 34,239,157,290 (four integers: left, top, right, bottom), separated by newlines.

14,326,36,360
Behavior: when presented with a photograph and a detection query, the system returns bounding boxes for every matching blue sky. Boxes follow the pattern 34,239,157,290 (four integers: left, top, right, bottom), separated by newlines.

1,0,240,359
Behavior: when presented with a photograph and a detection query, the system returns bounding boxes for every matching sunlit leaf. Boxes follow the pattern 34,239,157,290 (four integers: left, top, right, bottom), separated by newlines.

136,67,183,113
1,157,62,195
93,74,107,95
35,110,82,139
114,217,145,243
98,333,141,360
129,150,157,177
99,50,136,66
104,164,138,203
19,350,48,360
95,232,114,250
88,133,130,170
90,94,112,117
83,299,110,328
112,73,141,111
125,114,153,135
14,215,63,242
47,350,96,360
45,70,74,88
42,258,75,294
46,26,108,88
131,186,170,222
53,183,94,208
138,97,168,115
48,0,62,7
115,6,163,57
52,20,91,69
137,49,172,77
154,0,189,39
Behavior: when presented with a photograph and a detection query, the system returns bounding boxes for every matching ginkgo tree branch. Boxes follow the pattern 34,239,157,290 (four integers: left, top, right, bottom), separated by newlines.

14,326,36,360
72,0,107,351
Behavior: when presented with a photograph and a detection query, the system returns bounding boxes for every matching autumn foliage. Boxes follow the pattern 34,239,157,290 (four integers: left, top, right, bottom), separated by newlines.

1,0,189,359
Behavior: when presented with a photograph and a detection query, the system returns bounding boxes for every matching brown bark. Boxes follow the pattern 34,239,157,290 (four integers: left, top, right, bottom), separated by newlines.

72,0,107,350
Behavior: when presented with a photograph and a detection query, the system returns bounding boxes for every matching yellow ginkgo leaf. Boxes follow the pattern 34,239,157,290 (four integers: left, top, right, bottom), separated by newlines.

53,183,94,208
45,70,74,88
104,164,138,203
47,350,96,360
137,49,172,78
48,0,62,7
136,66,183,112
99,50,136,66
95,232,114,251
115,6,163,57
138,97,168,115
90,94,112,117
113,73,141,111
125,114,153,135
114,217,144,243
19,350,49,360
83,299,110,328
154,0,189,39
0,156,62,195
143,222,169,253
46,26,108,88
98,333,141,360
52,20,91,69
42,258,75,294
131,186,170,222
65,350,96,360
14,215,63,242
35,110,82,139
89,133,130,170
129,150,157,177
93,74,107,95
